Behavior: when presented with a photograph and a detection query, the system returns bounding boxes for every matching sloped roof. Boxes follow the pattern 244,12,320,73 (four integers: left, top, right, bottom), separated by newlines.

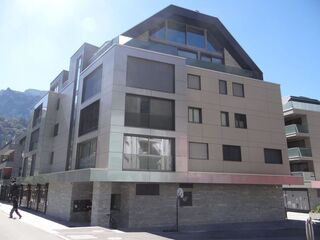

123,5,263,80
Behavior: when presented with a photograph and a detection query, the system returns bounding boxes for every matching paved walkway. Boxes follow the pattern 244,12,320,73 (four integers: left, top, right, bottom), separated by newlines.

1,202,319,240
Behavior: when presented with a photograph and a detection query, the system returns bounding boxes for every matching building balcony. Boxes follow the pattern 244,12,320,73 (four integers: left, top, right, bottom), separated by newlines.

288,147,312,160
291,171,316,182
285,124,309,139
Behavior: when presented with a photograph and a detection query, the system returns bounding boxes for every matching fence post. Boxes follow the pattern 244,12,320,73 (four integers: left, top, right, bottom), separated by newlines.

305,217,315,240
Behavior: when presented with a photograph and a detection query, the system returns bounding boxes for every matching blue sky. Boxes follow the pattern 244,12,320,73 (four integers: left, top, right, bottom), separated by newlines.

1,0,319,99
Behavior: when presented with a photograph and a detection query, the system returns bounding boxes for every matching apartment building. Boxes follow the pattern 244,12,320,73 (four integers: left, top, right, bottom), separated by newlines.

283,96,320,212
15,5,302,228
0,134,26,200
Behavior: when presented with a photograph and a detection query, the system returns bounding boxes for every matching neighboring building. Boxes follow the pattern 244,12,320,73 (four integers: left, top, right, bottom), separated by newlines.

0,134,26,200
16,5,301,228
283,96,320,212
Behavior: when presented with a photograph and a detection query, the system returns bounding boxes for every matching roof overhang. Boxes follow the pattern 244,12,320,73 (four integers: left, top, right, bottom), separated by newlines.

122,5,263,80
16,169,303,186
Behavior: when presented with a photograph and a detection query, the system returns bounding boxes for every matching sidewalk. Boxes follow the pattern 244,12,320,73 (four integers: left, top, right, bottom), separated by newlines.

0,202,68,234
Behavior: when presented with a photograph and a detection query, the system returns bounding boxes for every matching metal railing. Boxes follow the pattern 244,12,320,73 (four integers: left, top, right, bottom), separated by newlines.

285,124,309,135
291,171,316,181
288,147,312,158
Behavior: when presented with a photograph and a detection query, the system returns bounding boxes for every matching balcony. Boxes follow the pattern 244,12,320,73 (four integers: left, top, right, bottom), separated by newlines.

285,124,309,139
291,171,316,181
288,147,312,160
283,101,320,112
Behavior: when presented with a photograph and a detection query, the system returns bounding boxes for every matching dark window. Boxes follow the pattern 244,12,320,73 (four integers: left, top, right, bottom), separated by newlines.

179,183,193,188
180,191,192,207
30,154,36,176
264,149,283,164
127,56,174,93
223,145,242,161
221,111,229,127
235,113,247,129
188,107,202,123
82,65,102,102
123,135,174,171
317,190,320,198
187,74,201,90
187,26,205,48
189,142,208,160
76,138,97,169
111,194,121,210
201,54,223,64
125,94,174,131
232,82,245,97
78,100,100,136
136,184,159,195
29,129,39,151
22,158,28,177
219,80,227,95
167,21,186,44
53,123,59,137
32,104,43,127
50,152,54,165
56,98,60,110
177,49,197,60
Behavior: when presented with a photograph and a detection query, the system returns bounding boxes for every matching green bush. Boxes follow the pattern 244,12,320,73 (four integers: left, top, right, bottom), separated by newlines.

312,204,320,213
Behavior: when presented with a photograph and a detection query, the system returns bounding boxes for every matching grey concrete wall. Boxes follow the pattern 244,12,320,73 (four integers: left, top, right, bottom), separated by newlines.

91,182,111,227
70,182,93,222
120,183,286,228
46,182,73,221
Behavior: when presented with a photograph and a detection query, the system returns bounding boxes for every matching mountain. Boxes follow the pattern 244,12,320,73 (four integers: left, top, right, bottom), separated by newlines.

0,88,46,147
0,88,46,120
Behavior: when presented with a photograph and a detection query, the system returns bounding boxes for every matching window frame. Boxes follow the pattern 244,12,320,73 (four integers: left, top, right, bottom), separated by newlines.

220,111,229,127
188,107,202,124
222,145,242,162
219,80,228,95
81,65,103,103
234,113,247,129
53,123,59,137
78,100,100,136
232,82,245,97
264,148,283,164
187,74,201,90
189,142,209,160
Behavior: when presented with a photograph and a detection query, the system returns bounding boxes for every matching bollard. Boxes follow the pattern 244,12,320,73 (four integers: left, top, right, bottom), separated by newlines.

306,217,315,240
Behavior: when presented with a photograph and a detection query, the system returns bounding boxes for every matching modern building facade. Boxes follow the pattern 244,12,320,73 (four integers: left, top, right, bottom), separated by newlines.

14,5,302,228
283,96,320,212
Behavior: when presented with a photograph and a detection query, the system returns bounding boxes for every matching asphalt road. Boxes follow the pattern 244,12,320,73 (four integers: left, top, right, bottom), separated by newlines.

0,210,63,240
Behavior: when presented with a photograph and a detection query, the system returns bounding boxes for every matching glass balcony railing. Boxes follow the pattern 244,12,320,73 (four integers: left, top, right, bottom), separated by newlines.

288,147,312,158
285,124,309,135
123,154,174,171
283,101,320,112
291,171,316,181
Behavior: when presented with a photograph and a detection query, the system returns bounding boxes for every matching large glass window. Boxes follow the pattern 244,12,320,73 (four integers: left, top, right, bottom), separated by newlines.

234,113,247,129
223,145,242,161
29,129,39,151
78,100,100,136
127,56,174,93
187,26,205,48
187,74,201,90
167,21,186,44
82,65,102,103
150,22,165,40
264,149,283,164
76,138,97,169
189,142,208,160
123,135,174,171
30,154,36,176
177,49,197,60
32,104,43,127
125,94,174,130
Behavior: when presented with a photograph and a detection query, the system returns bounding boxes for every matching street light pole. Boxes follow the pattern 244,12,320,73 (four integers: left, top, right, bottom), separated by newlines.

176,187,184,232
